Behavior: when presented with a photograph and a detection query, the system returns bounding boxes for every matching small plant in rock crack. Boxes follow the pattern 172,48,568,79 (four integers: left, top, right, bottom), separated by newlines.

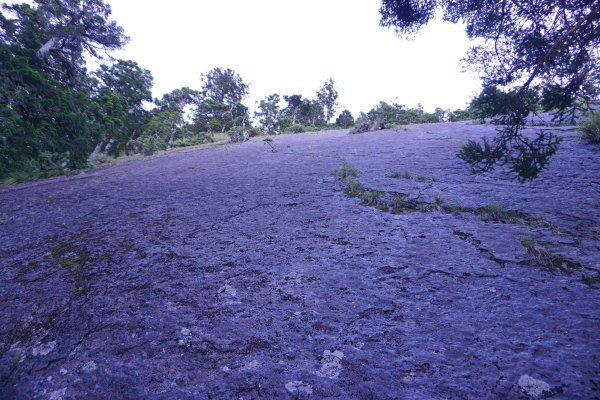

389,194,410,213
480,204,527,224
343,178,364,197
360,190,384,206
389,170,412,179
332,159,358,181
581,273,600,286
413,175,438,182
579,109,600,145
416,202,438,212
521,239,582,274
263,137,277,153
332,158,366,197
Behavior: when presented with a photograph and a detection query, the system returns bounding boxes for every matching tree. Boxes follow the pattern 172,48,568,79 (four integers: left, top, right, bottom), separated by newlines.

127,87,199,153
335,110,355,128
379,0,600,180
194,68,250,133
32,0,127,60
0,0,128,176
316,78,339,123
92,60,153,154
298,98,324,127
283,94,303,125
255,93,281,134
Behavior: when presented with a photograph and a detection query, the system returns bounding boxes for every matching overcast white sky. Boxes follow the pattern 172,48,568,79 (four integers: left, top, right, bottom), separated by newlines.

107,1,482,116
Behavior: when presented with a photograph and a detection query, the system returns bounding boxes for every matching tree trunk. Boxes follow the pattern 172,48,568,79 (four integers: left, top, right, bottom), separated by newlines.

87,142,103,164
168,123,176,146
37,37,60,59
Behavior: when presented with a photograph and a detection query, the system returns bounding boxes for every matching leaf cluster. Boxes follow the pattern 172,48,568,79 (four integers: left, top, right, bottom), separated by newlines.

380,0,600,180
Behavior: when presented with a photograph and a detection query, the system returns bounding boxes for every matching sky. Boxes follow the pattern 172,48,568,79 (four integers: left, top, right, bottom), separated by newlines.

60,0,480,117
102,0,482,117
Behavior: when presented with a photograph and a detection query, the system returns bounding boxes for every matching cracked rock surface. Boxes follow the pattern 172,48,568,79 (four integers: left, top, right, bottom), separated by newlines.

1,122,599,399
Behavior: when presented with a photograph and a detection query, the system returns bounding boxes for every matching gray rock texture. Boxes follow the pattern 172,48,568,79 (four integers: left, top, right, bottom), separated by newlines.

1,122,599,399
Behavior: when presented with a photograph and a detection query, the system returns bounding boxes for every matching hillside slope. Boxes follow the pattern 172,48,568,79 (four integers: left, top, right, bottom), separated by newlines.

1,123,599,399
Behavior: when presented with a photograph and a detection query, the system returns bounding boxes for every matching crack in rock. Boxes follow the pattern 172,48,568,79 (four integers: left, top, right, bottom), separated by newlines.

453,230,509,265
32,340,56,357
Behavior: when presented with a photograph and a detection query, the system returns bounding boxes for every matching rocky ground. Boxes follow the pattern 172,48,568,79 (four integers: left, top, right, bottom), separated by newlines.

1,122,599,399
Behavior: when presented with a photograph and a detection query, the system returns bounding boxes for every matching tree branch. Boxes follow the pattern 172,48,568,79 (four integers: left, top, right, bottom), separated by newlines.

519,3,600,92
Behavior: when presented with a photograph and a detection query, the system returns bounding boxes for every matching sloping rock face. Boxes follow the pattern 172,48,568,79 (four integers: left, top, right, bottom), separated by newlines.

1,122,598,399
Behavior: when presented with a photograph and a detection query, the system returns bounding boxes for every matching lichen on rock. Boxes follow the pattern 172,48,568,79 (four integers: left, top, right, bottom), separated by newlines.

518,374,552,398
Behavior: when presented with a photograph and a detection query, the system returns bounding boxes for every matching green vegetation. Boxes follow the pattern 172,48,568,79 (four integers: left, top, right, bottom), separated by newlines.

389,170,411,179
478,204,528,224
3,0,595,184
287,124,306,134
335,110,355,128
0,2,351,183
582,273,600,286
331,158,358,181
350,101,449,133
380,0,600,181
359,190,384,206
579,110,600,145
521,239,583,274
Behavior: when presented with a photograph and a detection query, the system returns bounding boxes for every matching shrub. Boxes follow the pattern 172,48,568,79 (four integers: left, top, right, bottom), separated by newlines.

579,110,600,144
171,133,210,148
246,126,263,137
127,136,168,155
350,112,373,134
91,153,116,167
228,127,249,143
332,160,358,181
287,124,306,134
389,170,411,179
335,110,355,128
38,151,70,171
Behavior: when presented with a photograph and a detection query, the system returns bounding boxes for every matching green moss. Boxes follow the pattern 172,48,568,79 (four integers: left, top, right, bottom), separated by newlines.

521,239,536,250
49,241,89,268
49,240,92,297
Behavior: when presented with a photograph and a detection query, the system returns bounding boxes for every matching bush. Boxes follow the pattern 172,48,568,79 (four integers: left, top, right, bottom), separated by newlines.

228,127,249,143
91,153,116,167
579,110,600,144
287,124,306,134
350,112,373,134
127,136,168,155
335,110,355,128
246,126,263,137
38,151,70,171
171,133,211,148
